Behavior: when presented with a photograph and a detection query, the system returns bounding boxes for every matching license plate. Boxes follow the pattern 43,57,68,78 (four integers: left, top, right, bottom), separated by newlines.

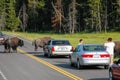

94,54,100,58
58,47,67,51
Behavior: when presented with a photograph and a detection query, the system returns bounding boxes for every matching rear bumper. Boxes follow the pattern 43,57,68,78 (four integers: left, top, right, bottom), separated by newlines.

52,51,73,56
81,58,110,66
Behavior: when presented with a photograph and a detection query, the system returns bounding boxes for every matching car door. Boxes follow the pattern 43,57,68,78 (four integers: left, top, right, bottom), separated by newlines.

112,60,120,78
72,45,81,63
75,45,82,63
116,64,120,78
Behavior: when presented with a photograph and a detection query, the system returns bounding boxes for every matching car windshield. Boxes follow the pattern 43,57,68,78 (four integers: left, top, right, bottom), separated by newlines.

83,45,106,51
52,40,70,45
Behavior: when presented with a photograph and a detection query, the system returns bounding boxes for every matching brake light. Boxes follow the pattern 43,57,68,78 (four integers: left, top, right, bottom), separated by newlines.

82,54,93,58
100,54,110,58
52,47,55,52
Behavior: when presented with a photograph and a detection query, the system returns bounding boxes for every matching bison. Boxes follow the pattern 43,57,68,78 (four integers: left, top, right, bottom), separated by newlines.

114,41,120,57
32,37,53,51
4,37,24,53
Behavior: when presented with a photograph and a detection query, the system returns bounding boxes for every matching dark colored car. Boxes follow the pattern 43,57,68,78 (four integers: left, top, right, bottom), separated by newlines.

0,32,5,45
109,59,120,80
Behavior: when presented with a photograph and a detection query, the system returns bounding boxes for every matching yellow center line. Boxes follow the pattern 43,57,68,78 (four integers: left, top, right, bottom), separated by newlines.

17,48,83,80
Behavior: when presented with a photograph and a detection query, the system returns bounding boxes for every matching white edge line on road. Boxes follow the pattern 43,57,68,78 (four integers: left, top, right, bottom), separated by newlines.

0,70,8,80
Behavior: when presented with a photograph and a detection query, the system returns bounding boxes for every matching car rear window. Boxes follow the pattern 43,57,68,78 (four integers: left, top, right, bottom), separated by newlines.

52,40,70,45
83,45,106,51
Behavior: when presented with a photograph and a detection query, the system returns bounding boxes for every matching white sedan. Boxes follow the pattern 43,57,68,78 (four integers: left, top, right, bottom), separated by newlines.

70,44,110,69
43,40,74,58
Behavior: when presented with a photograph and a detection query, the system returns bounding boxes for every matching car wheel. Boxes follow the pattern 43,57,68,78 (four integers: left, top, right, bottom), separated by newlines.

109,70,115,80
48,53,51,58
44,53,47,57
77,60,81,69
104,65,109,69
48,50,52,58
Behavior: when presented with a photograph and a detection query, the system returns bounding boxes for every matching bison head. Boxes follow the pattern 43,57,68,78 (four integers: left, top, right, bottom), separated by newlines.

19,39,24,47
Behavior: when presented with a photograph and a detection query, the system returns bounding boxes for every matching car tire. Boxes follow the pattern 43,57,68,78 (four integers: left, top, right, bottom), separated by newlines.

48,53,52,58
48,50,52,58
44,53,47,57
109,70,115,80
104,65,109,69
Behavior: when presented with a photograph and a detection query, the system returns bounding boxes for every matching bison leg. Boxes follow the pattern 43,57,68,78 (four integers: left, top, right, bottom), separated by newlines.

8,48,11,53
12,46,17,53
34,44,38,51
4,44,9,53
35,47,38,51
4,44,7,53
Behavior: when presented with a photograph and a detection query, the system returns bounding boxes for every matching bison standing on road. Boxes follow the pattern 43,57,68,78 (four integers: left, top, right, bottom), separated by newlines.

4,37,24,53
32,37,52,51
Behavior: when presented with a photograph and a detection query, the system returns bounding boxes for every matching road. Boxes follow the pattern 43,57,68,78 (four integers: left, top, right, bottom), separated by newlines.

0,35,109,80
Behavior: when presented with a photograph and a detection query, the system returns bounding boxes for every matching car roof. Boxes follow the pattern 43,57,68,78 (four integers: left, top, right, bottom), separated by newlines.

51,39,69,41
81,44,103,46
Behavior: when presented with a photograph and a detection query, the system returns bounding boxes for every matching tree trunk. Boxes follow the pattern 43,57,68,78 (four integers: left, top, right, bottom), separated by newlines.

72,0,76,34
104,0,108,33
98,2,101,32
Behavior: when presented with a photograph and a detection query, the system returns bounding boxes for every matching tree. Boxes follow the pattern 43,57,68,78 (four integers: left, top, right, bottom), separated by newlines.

19,0,28,32
51,0,62,33
27,0,45,32
87,0,102,32
0,0,6,30
68,0,77,34
6,0,20,32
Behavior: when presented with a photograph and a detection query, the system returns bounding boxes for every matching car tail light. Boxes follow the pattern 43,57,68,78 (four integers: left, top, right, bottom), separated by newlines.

52,47,55,52
81,54,93,58
100,54,110,58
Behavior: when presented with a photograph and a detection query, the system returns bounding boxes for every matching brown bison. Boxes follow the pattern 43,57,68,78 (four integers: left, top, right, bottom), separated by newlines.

114,41,120,57
4,37,24,53
32,37,52,51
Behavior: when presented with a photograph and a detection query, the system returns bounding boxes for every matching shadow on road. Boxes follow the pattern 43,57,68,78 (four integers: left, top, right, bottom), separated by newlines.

55,63,105,70
0,51,5,54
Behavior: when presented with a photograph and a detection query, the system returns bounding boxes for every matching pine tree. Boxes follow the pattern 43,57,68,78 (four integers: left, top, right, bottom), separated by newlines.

6,0,20,32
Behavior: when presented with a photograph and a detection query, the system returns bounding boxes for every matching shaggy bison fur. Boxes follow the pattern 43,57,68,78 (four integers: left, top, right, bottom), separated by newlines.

4,37,24,53
32,37,52,51
114,41,120,57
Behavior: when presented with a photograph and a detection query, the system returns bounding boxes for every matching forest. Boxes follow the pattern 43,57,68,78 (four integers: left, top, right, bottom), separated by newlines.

0,0,120,34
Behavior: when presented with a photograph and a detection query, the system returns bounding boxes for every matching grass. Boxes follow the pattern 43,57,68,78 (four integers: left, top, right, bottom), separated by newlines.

3,31,120,48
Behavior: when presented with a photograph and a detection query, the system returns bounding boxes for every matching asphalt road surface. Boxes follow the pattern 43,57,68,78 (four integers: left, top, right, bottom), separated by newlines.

0,35,109,80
